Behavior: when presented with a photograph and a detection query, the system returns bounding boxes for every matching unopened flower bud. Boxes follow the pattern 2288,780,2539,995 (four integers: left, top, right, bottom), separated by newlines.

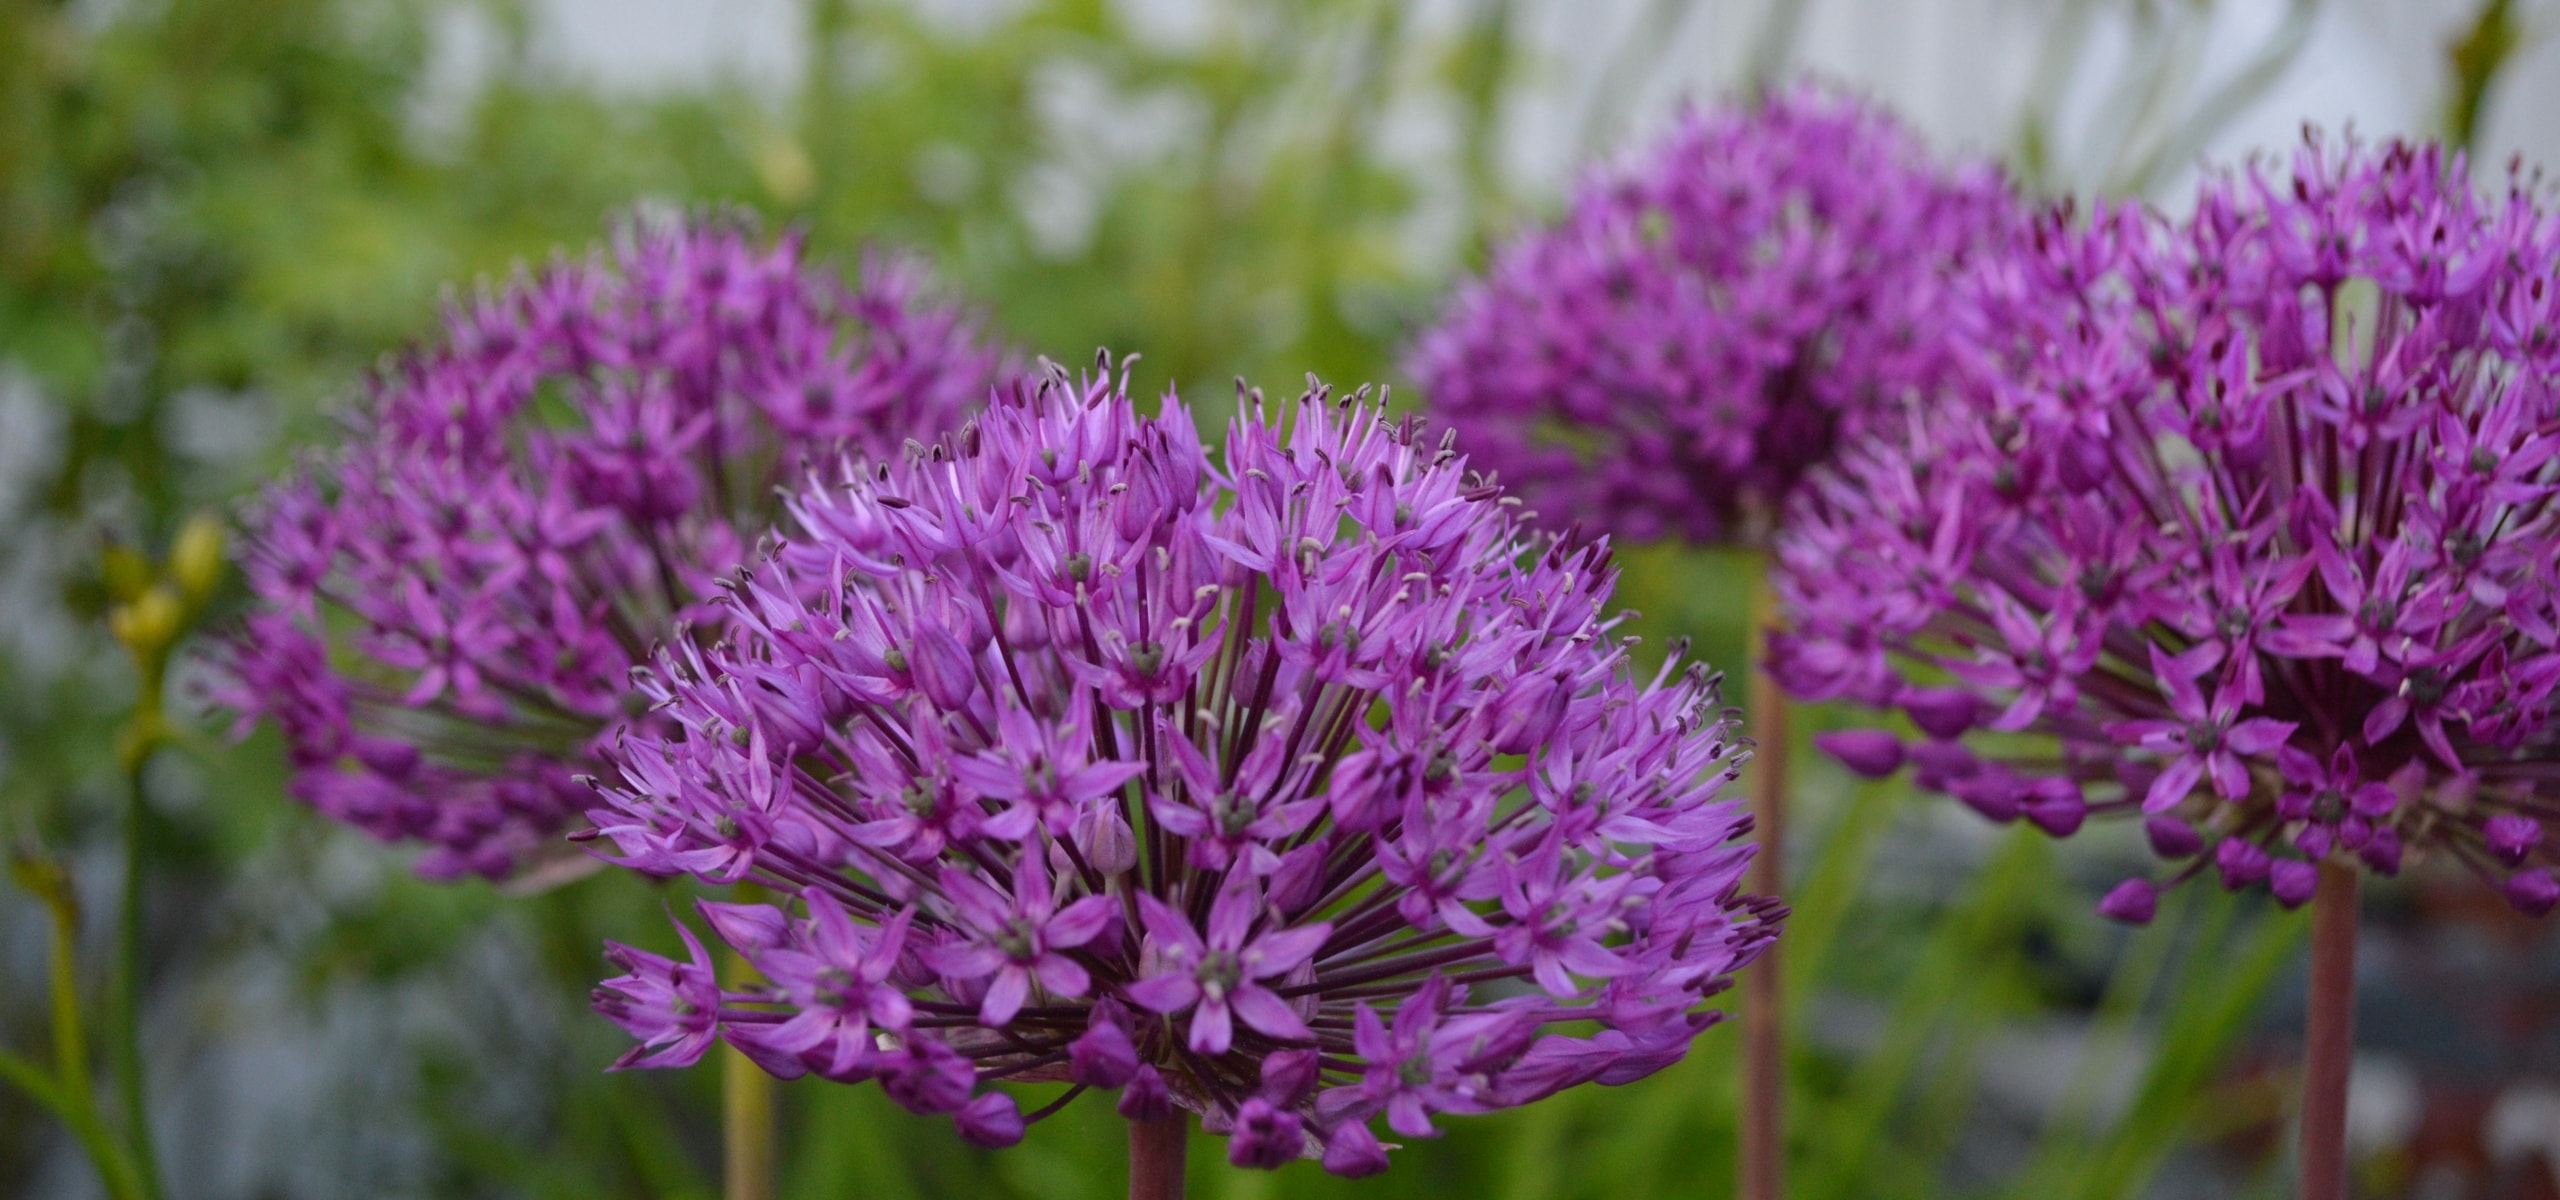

1073,805,1138,877
109,586,185,656
2098,879,2158,925
169,512,227,604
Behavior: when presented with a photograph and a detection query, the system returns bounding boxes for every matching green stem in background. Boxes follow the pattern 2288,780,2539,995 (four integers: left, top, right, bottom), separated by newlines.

105,626,170,1200
2105,0,2318,198
724,1049,779,1200
723,882,778,1200
1740,563,1788,1200
1743,0,1808,97
4,855,148,1200
2010,0,2098,188
2443,0,2520,152
1128,1111,1188,1200
1803,831,2051,1198
526,886,711,1199
0,1044,148,1200
2069,897,2308,1200
1574,0,1699,161
2297,863,2359,1200
796,0,853,227
93,517,218,1200
114,745,164,1200
41,862,91,1096
1451,0,1516,258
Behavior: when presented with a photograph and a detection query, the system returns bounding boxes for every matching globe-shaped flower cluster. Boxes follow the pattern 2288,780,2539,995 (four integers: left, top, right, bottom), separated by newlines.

586,360,1778,1171
219,214,1005,880
1411,87,2017,545
1775,135,2560,921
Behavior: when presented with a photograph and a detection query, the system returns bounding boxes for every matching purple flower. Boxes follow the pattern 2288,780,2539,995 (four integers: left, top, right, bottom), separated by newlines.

2106,644,2297,810
1321,1118,1390,1177
1337,975,1526,1137
1410,85,2017,545
1071,1003,1141,1088
1777,132,2560,918
1225,1098,1306,1169
593,922,725,1070
215,213,1005,881
1127,874,1327,1056
583,361,1775,1170
732,895,915,1080
956,1092,1026,1149
1119,1064,1174,1122
923,853,1118,1027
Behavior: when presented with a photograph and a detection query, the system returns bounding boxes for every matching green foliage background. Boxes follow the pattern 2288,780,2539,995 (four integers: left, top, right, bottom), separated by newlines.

9,0,2492,1196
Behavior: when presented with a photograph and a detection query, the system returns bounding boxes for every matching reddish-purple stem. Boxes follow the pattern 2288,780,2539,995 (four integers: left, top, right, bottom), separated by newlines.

2300,861,2359,1200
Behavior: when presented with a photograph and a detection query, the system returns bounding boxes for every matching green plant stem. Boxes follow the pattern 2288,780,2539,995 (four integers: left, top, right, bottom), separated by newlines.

1807,830,2049,1196
724,1046,778,1200
2444,0,2519,151
2298,863,2358,1200
1129,1111,1188,1200
114,734,165,1200
46,870,89,1093
2,880,149,1200
723,880,778,1200
115,747,161,1197
0,1045,149,1200
2071,897,2307,1200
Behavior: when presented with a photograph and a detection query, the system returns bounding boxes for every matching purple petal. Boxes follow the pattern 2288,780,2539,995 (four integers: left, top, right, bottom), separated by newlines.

2225,717,2296,755
1230,983,1313,1042
1124,973,1200,1015
2142,755,2205,813
1045,895,1118,948
1244,922,1332,978
1188,996,1235,1055
979,967,1031,1027
1033,953,1092,999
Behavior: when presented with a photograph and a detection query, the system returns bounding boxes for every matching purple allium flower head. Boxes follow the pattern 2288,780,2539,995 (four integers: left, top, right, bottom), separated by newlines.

1409,85,2017,545
1774,132,2560,919
216,212,1006,881
584,357,1778,1170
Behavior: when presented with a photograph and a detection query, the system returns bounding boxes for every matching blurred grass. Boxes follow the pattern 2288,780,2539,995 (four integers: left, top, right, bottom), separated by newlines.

0,1,2324,1196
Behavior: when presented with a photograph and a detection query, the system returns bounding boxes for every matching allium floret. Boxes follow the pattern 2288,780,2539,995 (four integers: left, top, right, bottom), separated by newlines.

1410,85,2017,544
585,358,1779,1170
1777,133,2560,919
219,213,1004,880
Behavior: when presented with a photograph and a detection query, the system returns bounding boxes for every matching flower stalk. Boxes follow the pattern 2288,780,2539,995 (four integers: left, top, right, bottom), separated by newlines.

723,883,779,1200
2299,862,2358,1200
1128,1111,1188,1200
112,735,165,1200
1741,565,1788,1200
